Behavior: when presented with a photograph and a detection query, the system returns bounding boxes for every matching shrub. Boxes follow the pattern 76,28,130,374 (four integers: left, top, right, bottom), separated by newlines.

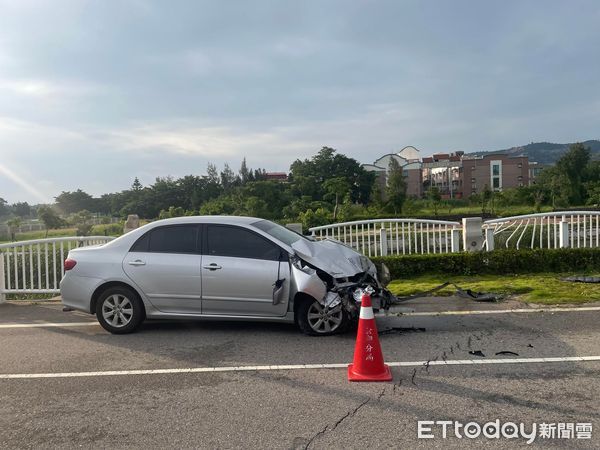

372,248,600,278
91,222,123,236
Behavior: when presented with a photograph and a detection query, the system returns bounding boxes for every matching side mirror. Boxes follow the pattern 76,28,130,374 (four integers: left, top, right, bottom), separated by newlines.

379,263,391,287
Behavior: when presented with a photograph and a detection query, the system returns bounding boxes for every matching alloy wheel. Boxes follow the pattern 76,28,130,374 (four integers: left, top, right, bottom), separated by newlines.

307,302,343,334
102,294,134,328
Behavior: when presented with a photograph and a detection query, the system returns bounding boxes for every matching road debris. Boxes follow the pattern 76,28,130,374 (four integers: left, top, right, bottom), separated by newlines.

379,326,426,336
561,276,600,283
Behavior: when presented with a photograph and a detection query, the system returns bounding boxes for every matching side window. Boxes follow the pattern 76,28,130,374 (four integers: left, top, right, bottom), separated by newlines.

207,225,281,261
145,225,199,254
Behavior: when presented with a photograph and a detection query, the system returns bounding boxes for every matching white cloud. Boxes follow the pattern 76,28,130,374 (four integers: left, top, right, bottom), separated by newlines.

0,77,104,99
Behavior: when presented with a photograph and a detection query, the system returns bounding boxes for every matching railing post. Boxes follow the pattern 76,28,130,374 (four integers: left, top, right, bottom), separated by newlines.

485,228,495,251
0,254,6,304
462,217,484,252
379,228,388,256
451,229,460,252
559,216,569,248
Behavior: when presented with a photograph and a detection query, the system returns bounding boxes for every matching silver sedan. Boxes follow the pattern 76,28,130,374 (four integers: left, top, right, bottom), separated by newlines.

60,216,392,335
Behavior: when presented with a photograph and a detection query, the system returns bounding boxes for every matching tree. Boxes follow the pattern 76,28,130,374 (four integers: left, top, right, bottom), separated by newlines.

37,205,64,237
427,186,442,216
131,177,143,191
323,177,351,220
556,143,590,204
480,185,493,214
298,207,330,230
158,206,186,219
6,217,21,241
289,147,374,204
239,158,250,184
55,190,96,214
385,158,407,214
69,210,93,236
369,179,384,211
0,198,8,217
205,163,222,199
243,196,269,218
585,181,600,206
13,202,31,218
536,166,570,209
220,163,237,191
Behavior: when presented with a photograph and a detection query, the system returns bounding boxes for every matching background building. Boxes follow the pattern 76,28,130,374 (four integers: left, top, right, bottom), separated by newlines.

364,146,540,200
363,146,423,198
462,154,529,197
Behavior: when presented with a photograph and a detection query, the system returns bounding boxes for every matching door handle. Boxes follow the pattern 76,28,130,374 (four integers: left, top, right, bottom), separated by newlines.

203,263,222,271
128,260,146,266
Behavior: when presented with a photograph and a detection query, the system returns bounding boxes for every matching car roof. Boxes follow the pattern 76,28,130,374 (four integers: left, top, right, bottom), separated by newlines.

147,215,263,226
100,215,275,252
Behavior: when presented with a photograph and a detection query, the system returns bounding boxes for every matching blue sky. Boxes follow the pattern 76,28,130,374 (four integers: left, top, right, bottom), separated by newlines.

1,0,599,204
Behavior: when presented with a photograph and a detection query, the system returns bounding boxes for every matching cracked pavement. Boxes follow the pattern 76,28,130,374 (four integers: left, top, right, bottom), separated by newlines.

1,300,600,449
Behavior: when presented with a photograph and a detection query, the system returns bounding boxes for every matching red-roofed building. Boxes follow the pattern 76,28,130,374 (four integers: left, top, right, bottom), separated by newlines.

265,172,288,182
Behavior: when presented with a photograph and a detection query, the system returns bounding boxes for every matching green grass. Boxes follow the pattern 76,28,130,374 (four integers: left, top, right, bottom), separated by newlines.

0,223,126,244
0,228,78,243
405,204,554,218
388,273,600,305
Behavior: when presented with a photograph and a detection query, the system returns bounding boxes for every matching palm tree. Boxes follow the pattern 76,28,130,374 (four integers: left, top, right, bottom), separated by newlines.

6,217,22,241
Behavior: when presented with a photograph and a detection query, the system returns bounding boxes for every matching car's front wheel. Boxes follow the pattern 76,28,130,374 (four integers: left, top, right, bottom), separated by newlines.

96,286,144,334
296,296,349,336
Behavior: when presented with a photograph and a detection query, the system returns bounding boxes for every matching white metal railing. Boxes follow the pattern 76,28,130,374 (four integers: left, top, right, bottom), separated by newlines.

309,218,462,257
0,236,114,301
483,211,600,250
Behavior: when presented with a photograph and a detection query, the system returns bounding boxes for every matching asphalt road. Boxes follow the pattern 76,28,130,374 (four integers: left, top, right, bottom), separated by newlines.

1,298,599,449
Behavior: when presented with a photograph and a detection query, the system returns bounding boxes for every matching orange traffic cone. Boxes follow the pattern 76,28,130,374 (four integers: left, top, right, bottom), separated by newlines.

348,293,392,382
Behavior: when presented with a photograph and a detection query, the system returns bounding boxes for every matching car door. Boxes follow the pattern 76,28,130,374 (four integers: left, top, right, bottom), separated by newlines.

122,224,203,314
201,224,290,317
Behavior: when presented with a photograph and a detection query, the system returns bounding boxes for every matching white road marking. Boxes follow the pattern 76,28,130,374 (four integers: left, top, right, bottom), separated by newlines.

1,356,599,379
384,306,600,317
2,306,600,329
0,322,98,329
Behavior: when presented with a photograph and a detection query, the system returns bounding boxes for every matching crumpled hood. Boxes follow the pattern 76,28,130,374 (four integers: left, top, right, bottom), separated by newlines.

291,238,375,278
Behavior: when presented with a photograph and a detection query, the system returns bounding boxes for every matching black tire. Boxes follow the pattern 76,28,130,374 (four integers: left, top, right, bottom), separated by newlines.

96,286,144,334
296,296,350,336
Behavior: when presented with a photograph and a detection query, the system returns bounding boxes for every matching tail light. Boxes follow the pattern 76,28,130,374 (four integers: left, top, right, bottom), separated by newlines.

64,258,77,271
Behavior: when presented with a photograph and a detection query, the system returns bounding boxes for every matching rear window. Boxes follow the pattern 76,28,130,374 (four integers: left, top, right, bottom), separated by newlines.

130,225,199,254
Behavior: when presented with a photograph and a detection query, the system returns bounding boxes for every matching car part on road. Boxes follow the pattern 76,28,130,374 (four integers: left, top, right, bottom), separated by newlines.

387,282,504,305
468,350,486,357
378,326,426,336
453,285,503,302
95,286,144,334
496,351,519,356
561,276,600,283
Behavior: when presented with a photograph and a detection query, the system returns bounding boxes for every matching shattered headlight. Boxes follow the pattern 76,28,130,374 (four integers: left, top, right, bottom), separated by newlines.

352,285,375,303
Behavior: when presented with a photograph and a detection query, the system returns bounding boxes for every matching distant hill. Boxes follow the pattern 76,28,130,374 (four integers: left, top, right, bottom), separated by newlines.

468,140,600,165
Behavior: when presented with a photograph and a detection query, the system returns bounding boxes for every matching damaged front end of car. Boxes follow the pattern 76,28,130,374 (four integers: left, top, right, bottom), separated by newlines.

288,238,395,321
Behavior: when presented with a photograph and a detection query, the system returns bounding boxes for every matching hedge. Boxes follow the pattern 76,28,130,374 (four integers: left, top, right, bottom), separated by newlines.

372,248,600,278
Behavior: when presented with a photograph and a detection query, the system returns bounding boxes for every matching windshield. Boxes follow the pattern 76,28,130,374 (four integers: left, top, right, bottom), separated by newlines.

252,220,308,247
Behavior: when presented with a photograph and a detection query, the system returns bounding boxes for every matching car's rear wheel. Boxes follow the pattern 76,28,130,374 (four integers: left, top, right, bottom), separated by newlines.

96,286,144,334
297,296,349,336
